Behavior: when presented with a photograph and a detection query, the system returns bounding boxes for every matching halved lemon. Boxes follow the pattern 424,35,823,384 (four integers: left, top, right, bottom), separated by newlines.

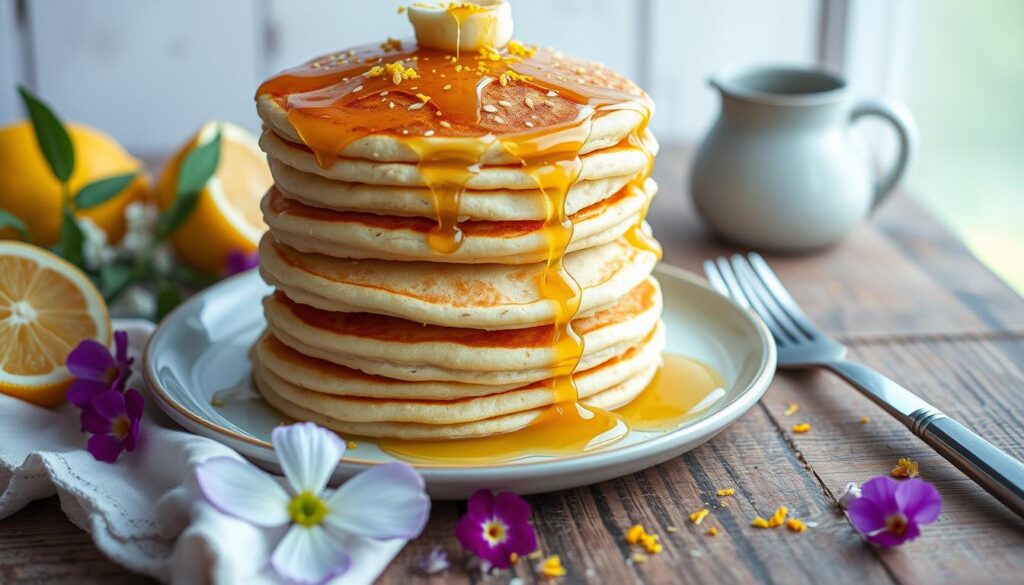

156,121,272,275
0,241,111,407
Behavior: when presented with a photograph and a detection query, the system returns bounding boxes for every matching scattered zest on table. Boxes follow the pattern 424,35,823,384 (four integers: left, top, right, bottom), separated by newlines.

538,554,567,578
845,476,942,547
455,489,538,571
784,403,799,416
196,422,430,584
716,488,736,497
891,457,920,478
792,422,811,433
689,508,710,525
624,524,663,554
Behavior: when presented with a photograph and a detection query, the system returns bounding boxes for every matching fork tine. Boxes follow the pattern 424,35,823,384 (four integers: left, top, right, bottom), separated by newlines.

713,257,751,310
702,259,729,296
725,255,792,346
747,253,822,338
730,255,806,343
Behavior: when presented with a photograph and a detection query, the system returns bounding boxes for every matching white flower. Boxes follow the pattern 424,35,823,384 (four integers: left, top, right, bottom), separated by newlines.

110,285,156,317
196,423,430,584
119,201,160,259
152,244,174,274
838,481,862,510
76,216,115,270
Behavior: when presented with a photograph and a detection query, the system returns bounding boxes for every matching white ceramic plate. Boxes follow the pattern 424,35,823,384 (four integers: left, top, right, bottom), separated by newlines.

144,265,775,498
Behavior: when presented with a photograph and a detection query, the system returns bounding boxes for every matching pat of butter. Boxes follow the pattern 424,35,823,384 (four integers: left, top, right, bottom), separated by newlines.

408,1,514,53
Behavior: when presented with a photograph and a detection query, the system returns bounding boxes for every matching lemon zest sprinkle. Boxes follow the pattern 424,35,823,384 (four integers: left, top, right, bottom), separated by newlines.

768,506,788,528
891,457,920,478
384,61,419,85
346,441,358,449
860,415,871,424
508,39,538,59
640,533,662,554
716,488,736,497
689,508,710,525
625,524,645,545
786,518,807,533
707,526,719,536
792,423,811,433
539,555,567,577
380,37,403,52
751,517,771,528
784,403,799,416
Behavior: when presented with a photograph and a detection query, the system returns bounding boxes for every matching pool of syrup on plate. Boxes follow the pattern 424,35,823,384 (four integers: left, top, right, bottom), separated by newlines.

255,28,722,464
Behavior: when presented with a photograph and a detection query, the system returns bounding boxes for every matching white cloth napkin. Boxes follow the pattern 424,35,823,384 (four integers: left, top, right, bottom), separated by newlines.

0,319,408,584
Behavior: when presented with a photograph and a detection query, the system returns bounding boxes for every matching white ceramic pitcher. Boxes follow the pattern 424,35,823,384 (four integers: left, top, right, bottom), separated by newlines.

691,65,917,250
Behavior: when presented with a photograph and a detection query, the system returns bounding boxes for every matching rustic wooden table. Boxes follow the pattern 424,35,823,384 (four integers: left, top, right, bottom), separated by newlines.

2,147,1023,584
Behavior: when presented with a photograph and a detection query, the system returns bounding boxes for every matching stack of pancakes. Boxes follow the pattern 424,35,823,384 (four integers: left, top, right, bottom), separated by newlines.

252,37,664,441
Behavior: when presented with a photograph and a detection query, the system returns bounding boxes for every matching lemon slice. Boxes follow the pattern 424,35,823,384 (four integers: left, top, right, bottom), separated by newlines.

157,121,272,275
0,241,111,407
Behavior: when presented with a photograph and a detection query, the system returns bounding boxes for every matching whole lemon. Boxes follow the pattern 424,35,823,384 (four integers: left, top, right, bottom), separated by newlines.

156,121,271,275
0,121,150,245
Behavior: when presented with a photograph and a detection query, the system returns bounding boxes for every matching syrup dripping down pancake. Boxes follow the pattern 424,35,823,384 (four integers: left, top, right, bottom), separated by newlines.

262,277,662,385
258,235,657,329
254,357,660,440
253,321,663,422
259,129,656,189
262,179,655,263
268,157,633,221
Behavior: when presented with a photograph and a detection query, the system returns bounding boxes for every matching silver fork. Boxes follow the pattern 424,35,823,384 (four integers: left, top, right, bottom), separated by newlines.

705,253,1024,517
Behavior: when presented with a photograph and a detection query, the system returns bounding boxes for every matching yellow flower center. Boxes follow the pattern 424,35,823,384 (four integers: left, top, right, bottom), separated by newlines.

111,416,132,440
885,513,908,536
288,491,330,527
483,518,508,545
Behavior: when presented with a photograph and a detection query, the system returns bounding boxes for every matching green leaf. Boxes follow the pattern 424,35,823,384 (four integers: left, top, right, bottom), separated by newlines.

75,172,137,209
18,85,75,183
155,129,222,239
154,192,202,240
176,128,222,197
156,280,183,320
59,206,84,267
170,263,217,288
0,209,32,243
99,263,135,301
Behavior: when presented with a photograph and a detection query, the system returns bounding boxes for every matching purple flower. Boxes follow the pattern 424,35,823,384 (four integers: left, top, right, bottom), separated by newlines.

196,422,430,585
846,476,942,547
81,388,144,463
66,330,133,407
225,250,259,276
455,490,537,569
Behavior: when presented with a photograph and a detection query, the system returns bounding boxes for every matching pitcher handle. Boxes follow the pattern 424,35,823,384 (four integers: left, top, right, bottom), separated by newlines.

850,98,917,209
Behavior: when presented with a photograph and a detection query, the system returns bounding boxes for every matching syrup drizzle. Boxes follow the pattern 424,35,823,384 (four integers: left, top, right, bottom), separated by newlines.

257,33,660,463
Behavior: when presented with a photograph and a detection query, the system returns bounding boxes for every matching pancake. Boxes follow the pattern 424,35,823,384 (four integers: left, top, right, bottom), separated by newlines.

254,322,663,423
263,277,663,385
258,235,657,329
255,359,659,440
268,157,633,221
262,179,655,264
255,41,652,165
260,129,655,190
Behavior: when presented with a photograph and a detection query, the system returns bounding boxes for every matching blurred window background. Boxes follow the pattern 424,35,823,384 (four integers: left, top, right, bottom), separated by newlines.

0,0,1019,290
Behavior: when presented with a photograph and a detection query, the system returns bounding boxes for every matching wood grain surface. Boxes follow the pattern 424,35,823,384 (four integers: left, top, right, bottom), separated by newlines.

2,147,1023,584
